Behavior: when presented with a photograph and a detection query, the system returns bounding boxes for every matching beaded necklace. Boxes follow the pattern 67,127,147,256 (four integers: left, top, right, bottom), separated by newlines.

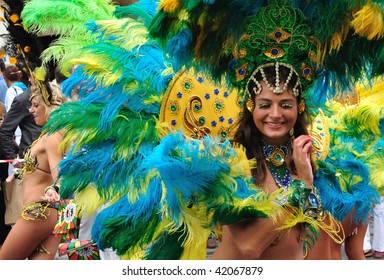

262,140,292,190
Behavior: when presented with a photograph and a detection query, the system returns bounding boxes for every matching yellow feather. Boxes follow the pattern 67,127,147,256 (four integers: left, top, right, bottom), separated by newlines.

159,0,180,13
329,20,351,51
75,185,105,217
96,19,149,50
71,57,123,86
180,241,208,260
233,188,290,224
230,144,256,178
364,151,384,194
352,2,384,40
278,207,344,247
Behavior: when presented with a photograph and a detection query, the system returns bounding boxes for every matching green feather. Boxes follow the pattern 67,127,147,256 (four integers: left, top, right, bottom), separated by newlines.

99,213,160,257
21,0,115,34
210,204,268,225
45,102,160,159
144,230,185,260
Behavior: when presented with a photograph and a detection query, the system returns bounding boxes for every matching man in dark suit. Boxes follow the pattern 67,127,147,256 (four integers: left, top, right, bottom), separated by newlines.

0,87,42,245
0,87,42,161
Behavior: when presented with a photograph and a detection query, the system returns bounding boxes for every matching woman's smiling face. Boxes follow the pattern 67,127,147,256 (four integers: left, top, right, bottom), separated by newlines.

252,81,298,145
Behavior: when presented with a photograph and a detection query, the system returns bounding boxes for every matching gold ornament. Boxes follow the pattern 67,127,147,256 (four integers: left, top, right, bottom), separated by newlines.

298,99,306,114
160,68,242,141
246,98,254,112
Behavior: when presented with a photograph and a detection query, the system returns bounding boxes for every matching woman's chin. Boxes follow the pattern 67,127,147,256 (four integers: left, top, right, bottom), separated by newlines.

263,131,290,143
34,118,43,126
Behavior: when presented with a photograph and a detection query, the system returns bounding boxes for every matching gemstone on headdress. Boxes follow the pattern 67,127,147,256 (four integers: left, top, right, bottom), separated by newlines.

267,28,291,43
264,46,285,59
218,127,228,140
301,63,313,80
213,99,225,113
236,64,248,82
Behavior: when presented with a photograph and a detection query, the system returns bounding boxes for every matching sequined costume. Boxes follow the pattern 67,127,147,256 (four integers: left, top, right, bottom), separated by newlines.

21,201,57,221
22,151,51,175
21,134,51,175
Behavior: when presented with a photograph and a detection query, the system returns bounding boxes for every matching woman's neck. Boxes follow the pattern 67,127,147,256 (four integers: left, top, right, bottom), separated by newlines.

262,136,291,147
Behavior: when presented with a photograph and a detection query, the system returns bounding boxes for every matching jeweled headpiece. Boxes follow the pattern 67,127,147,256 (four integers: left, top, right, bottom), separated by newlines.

230,2,319,99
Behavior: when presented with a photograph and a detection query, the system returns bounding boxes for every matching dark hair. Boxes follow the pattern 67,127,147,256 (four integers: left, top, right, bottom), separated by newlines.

0,59,5,72
233,64,312,183
4,65,22,82
15,61,31,87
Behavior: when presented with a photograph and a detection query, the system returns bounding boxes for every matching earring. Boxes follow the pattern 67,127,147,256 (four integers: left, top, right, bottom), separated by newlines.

246,98,255,112
298,99,306,114
289,128,294,138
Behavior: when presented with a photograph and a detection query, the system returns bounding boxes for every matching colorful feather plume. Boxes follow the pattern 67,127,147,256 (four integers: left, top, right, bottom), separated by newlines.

149,0,384,96
315,77,384,222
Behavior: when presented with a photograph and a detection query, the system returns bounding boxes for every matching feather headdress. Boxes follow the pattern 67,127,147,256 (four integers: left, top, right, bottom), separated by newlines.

149,0,384,101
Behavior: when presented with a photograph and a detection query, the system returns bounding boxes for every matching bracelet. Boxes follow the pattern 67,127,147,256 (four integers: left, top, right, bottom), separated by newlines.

288,179,323,219
44,185,60,194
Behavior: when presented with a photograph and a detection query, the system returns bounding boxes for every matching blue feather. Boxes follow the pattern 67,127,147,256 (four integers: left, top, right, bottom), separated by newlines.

92,177,163,250
315,158,379,223
166,29,193,71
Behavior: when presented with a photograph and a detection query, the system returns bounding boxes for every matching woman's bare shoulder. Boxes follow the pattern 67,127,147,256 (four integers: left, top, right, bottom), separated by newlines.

43,130,64,144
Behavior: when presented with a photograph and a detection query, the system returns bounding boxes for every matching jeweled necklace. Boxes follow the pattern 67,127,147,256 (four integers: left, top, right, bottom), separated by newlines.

262,140,292,190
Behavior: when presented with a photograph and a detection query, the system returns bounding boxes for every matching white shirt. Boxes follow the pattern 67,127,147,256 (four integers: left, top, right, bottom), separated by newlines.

4,85,24,111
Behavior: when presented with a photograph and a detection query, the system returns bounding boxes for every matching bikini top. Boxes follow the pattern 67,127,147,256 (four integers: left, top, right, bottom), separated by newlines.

21,133,51,175
22,149,51,175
